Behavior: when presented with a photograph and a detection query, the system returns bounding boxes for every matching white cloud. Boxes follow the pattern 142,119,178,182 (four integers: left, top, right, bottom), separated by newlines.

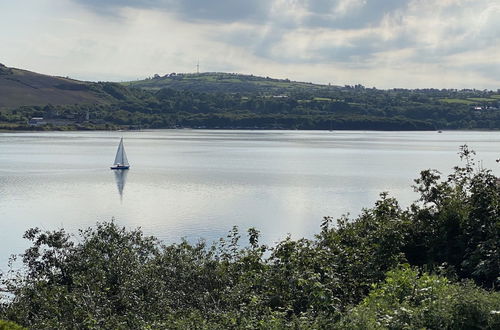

334,0,367,16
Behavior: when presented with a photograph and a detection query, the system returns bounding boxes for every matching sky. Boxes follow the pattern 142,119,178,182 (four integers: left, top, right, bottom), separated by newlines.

1,0,500,89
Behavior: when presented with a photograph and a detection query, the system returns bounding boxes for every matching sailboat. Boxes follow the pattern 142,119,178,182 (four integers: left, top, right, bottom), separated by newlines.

110,138,130,170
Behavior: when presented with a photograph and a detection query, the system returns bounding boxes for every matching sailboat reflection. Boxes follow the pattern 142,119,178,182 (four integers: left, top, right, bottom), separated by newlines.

113,169,128,200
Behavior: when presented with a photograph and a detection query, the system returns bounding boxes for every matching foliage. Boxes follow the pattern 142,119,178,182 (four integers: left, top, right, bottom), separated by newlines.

340,265,500,329
0,320,24,330
0,147,499,328
408,145,500,288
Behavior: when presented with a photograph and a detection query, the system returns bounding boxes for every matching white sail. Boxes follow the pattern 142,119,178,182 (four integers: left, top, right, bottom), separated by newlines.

113,138,129,166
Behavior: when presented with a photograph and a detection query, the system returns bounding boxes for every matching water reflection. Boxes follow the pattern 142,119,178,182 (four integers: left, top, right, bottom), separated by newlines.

113,169,128,201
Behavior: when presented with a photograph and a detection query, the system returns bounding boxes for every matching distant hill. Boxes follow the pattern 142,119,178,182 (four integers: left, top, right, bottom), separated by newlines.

124,72,336,94
0,64,113,109
2,64,500,131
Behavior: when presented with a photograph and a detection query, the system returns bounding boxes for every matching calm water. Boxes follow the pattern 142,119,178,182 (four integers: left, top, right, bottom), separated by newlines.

1,130,500,269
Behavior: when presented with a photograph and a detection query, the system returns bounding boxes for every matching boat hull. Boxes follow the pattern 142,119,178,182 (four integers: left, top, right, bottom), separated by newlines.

110,165,130,170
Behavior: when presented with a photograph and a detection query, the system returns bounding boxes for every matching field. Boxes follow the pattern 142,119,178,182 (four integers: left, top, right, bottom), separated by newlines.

124,72,335,94
0,65,110,109
439,97,499,104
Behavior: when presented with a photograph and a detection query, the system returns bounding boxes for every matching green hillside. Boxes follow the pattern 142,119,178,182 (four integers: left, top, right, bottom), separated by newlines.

1,64,500,131
124,72,335,94
0,64,115,109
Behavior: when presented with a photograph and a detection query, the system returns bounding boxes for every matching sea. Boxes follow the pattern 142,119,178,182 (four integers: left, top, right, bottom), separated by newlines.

1,129,499,269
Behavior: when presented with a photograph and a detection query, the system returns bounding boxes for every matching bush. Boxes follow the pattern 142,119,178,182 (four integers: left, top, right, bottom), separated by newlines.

0,320,24,330
340,265,500,329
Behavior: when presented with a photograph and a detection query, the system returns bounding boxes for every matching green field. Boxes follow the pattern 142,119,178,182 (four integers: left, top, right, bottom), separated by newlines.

439,97,499,104
467,97,497,102
439,98,475,104
124,72,334,94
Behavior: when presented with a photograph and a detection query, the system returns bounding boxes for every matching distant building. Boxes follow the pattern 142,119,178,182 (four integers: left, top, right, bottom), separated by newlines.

28,117,46,126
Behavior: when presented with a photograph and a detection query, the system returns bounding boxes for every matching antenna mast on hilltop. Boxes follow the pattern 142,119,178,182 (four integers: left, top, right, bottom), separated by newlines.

196,59,200,74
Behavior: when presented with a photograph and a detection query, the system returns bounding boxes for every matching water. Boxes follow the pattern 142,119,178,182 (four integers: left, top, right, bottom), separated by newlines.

1,130,499,269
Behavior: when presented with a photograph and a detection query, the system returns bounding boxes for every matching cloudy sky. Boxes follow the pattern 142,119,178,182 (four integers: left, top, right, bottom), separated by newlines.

1,0,500,89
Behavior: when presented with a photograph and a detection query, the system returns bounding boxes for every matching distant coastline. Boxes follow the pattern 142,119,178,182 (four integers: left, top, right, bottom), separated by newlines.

2,64,500,132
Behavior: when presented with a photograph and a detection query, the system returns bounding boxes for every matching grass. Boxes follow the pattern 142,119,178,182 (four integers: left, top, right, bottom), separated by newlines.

0,67,109,108
124,72,333,94
439,97,499,105
440,98,475,105
467,97,497,102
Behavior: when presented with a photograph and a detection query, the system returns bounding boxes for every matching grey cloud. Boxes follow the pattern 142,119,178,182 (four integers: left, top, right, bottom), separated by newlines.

74,0,408,27
304,0,410,29
283,33,414,64
73,0,409,66
173,0,269,22
74,0,270,22
403,6,500,65
74,0,161,15
433,62,500,87
73,0,500,78
210,0,414,63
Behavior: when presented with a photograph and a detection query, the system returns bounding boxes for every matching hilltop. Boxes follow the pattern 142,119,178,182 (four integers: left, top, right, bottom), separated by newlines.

124,72,336,94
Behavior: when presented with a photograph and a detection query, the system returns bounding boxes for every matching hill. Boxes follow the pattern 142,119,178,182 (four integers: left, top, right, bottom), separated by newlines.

1,64,500,131
124,72,335,94
0,64,113,109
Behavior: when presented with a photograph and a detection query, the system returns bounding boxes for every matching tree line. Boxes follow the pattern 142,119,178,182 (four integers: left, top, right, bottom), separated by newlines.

1,81,500,130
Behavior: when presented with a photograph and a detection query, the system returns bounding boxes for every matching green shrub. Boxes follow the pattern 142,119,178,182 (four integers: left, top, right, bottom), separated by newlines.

0,320,24,330
340,265,500,329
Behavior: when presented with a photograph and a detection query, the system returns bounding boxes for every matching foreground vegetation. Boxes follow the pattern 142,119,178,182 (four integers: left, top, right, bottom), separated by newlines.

0,146,499,329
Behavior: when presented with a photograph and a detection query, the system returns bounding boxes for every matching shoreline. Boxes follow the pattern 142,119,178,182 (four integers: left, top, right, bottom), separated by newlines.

2,127,500,133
